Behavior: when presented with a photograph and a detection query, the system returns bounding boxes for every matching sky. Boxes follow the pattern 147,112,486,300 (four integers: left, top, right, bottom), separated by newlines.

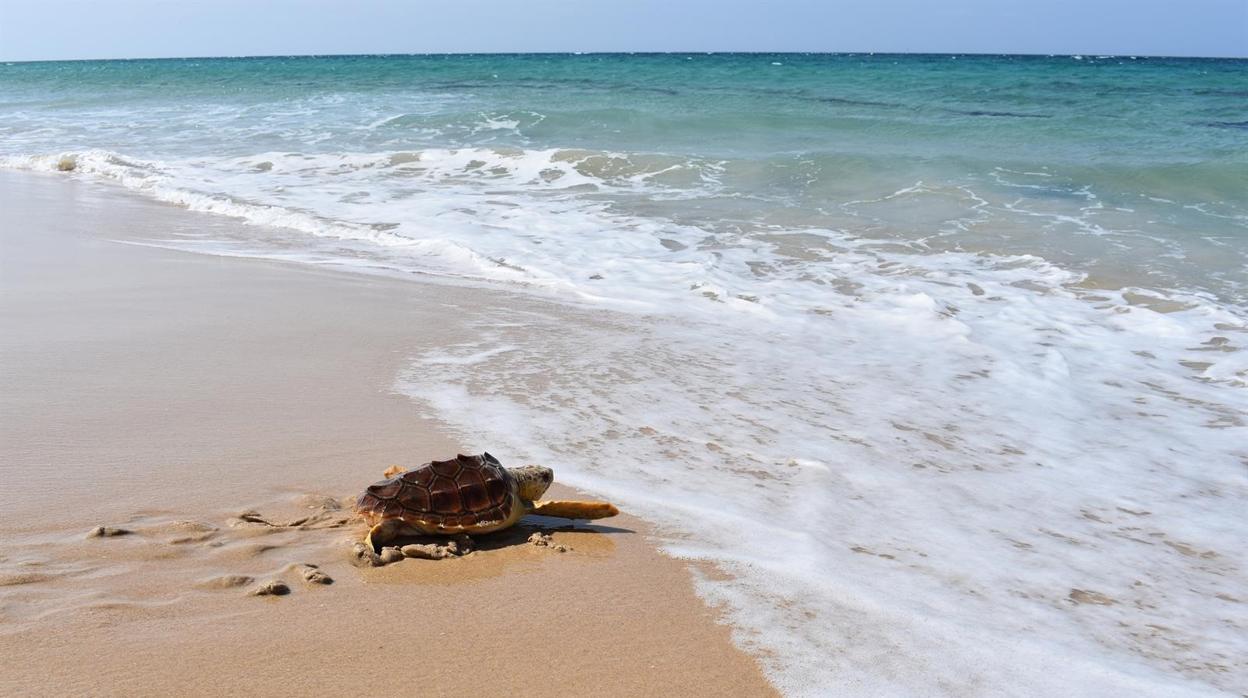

0,0,1244,62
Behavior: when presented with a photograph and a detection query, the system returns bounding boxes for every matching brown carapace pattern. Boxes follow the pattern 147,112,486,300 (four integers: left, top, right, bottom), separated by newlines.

355,453,514,531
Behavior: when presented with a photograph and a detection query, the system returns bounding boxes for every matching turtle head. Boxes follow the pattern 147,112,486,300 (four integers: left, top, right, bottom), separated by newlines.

510,465,554,502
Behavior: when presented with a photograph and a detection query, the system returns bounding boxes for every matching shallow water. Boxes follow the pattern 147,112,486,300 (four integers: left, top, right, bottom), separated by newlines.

2,54,1246,695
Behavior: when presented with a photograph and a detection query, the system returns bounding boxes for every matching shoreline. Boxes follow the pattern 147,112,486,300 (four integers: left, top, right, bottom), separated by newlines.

6,53,1247,64
0,170,777,695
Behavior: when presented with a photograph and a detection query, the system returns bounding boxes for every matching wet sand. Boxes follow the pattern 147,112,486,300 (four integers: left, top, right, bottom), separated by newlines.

0,171,776,696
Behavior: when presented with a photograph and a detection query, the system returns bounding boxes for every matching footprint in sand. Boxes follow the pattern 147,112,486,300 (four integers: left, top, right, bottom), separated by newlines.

86,526,132,538
197,565,331,596
1069,588,1116,606
196,574,255,590
161,521,219,545
0,572,56,587
292,563,333,585
83,501,343,598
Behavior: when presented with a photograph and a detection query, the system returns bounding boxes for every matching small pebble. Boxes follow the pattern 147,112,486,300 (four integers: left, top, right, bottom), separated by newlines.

87,526,131,538
528,532,552,547
527,532,570,552
378,546,406,565
300,565,333,585
198,575,254,590
251,580,290,597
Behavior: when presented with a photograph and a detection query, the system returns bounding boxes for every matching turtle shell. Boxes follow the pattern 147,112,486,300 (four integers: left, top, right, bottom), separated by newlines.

355,453,515,532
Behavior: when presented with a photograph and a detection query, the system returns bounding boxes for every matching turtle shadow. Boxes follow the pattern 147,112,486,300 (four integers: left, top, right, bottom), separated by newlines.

379,516,634,555
520,515,634,535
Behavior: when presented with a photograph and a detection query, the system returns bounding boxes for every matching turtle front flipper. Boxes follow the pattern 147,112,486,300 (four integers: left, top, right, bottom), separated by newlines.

364,518,405,553
531,500,619,520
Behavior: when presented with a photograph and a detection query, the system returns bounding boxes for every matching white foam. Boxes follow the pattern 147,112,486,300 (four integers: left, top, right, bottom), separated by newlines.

396,264,1247,695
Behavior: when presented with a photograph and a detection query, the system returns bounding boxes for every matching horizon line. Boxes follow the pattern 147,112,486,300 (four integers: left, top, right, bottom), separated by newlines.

4,50,1246,65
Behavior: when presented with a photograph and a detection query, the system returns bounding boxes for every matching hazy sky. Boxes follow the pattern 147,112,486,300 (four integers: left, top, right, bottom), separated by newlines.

1,0,1244,62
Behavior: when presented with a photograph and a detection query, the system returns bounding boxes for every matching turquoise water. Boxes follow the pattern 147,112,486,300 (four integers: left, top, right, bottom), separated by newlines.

1,54,1246,300
3,55,1247,695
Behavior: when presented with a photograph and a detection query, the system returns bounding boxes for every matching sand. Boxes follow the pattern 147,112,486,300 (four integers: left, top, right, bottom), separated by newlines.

0,171,777,696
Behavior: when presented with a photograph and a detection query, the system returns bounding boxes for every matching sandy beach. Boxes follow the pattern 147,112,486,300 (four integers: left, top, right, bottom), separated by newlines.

0,170,777,696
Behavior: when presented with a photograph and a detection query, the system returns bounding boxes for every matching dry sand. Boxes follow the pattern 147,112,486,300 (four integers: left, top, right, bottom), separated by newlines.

0,171,777,696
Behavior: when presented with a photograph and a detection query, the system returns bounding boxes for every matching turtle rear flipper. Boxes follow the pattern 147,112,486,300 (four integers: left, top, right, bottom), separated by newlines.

531,500,619,520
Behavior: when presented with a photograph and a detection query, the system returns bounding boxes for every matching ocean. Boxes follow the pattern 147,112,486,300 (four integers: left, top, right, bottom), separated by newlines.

2,53,1245,695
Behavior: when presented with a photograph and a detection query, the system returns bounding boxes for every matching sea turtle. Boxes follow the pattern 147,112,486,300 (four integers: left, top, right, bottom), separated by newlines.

355,452,618,553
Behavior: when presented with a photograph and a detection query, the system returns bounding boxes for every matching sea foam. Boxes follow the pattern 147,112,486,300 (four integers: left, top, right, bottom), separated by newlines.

393,247,1246,695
